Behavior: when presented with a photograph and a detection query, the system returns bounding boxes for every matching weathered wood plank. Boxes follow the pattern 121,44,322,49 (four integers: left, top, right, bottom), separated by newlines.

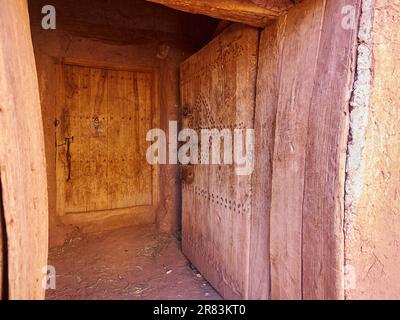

57,62,157,218
302,0,360,300
248,18,286,299
180,24,258,299
87,68,108,212
248,0,296,11
146,0,285,27
269,0,326,300
0,0,48,299
264,0,359,300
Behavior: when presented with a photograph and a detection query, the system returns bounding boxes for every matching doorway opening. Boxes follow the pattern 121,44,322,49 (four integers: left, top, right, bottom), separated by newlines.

28,0,227,300
2,0,369,300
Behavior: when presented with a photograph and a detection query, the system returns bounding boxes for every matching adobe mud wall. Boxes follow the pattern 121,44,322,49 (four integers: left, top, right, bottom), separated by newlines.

345,0,400,299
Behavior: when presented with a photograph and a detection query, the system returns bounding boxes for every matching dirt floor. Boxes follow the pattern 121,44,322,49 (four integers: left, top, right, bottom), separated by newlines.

46,225,221,300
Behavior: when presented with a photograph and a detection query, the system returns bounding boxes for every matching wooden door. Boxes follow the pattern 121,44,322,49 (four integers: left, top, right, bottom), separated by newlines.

180,24,259,299
56,61,158,222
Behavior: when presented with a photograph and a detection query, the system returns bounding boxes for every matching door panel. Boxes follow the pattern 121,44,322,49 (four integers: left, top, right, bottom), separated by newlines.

57,62,156,218
180,24,258,299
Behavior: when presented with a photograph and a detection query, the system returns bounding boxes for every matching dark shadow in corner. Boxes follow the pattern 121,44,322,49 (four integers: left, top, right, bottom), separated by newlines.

0,178,9,300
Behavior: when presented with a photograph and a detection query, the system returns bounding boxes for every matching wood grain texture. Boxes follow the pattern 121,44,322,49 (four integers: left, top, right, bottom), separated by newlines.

56,61,159,223
248,17,286,300
146,0,284,27
0,0,48,299
248,0,296,11
269,0,326,300
262,0,359,299
180,24,258,299
302,0,360,300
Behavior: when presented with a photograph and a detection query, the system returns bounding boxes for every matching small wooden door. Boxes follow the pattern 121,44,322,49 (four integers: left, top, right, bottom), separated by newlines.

56,61,158,221
180,24,259,299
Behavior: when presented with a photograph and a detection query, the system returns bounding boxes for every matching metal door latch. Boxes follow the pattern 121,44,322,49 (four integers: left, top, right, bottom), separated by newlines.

57,136,74,182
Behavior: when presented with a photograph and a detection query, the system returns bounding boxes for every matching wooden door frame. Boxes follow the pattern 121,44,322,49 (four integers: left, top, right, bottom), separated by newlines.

175,0,359,300
0,0,359,300
55,58,161,225
0,0,49,300
145,0,296,27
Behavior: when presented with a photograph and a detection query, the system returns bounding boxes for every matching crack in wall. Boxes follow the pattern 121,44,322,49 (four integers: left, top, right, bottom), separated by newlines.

344,0,374,300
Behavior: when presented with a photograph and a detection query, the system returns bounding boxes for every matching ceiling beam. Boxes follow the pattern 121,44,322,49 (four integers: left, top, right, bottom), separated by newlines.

145,0,293,27
248,0,298,11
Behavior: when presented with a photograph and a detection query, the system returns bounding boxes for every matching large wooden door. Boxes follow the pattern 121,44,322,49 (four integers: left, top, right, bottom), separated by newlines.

56,60,158,222
180,24,259,299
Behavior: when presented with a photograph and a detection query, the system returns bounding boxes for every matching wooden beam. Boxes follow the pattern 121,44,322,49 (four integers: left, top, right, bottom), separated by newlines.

302,0,360,300
249,0,298,11
146,0,288,27
0,0,49,299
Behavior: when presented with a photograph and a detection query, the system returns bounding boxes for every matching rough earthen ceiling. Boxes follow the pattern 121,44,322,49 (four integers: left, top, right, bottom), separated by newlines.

29,0,220,51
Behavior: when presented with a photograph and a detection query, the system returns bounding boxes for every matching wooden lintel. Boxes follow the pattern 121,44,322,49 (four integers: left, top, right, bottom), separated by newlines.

145,0,289,27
